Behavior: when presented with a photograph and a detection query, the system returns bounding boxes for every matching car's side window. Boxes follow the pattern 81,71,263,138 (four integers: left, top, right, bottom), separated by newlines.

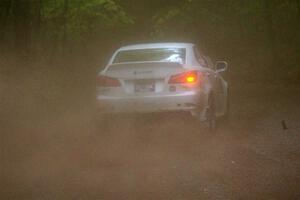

193,46,208,68
203,55,214,69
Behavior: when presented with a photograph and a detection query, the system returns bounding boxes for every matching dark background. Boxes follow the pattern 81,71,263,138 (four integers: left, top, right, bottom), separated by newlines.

1,0,300,199
1,0,300,79
1,0,299,116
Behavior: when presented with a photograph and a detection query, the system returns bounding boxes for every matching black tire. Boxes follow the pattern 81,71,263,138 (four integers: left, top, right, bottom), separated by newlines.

224,88,230,120
206,94,217,132
218,88,230,128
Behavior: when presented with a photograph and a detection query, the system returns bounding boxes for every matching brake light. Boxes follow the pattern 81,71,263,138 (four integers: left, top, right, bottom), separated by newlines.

186,76,196,83
168,70,200,84
97,75,121,87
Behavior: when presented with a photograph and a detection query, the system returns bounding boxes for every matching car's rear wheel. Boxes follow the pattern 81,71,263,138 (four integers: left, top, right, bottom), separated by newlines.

218,88,230,127
206,94,217,132
193,93,217,132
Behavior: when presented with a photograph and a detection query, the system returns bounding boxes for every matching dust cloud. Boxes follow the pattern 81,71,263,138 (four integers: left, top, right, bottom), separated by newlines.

1,59,300,199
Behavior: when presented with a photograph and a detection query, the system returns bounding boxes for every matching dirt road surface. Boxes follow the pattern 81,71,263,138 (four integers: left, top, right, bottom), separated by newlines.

1,84,300,199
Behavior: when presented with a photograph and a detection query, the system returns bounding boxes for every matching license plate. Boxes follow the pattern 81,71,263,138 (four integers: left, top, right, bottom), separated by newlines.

134,81,155,93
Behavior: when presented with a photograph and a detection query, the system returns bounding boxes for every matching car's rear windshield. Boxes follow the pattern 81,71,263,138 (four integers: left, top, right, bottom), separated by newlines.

113,48,186,64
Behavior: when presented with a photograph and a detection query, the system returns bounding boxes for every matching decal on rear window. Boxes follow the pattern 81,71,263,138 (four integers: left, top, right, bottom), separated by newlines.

113,48,186,64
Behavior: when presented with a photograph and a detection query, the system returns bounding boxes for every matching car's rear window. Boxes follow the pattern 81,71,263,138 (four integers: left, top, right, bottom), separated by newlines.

113,48,186,64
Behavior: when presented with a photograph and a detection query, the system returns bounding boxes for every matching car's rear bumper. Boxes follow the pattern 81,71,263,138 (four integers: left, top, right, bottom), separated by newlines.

96,91,206,114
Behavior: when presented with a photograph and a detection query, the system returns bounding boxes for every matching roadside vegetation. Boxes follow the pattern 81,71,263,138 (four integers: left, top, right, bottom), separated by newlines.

1,0,299,83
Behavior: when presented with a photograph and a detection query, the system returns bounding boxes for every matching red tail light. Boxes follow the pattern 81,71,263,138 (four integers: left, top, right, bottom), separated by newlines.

168,70,200,84
97,75,121,87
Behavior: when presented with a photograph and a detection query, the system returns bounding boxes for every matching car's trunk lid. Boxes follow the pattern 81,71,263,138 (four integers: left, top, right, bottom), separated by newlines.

104,62,184,79
104,62,184,94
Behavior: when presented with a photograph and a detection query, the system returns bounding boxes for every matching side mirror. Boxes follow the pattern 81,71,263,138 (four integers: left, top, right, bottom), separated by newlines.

215,61,228,73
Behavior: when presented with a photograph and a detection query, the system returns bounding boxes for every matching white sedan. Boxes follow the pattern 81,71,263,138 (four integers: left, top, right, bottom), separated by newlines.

96,43,228,130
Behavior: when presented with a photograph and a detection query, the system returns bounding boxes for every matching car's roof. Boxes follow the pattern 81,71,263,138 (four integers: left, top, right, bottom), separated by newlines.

118,43,195,51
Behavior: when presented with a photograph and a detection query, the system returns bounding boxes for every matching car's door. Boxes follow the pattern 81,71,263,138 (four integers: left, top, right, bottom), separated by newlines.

193,47,227,116
203,56,227,116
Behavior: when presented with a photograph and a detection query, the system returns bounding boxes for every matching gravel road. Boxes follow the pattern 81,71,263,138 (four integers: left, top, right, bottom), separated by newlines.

1,84,300,199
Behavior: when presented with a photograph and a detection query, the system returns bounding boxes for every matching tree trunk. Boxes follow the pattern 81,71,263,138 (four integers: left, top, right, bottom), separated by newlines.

296,0,300,25
263,0,282,67
0,0,13,44
13,0,32,64
63,0,69,55
31,0,42,57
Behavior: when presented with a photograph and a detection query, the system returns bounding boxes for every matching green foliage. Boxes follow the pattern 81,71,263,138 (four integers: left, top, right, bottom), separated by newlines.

0,0,299,82
42,0,133,42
